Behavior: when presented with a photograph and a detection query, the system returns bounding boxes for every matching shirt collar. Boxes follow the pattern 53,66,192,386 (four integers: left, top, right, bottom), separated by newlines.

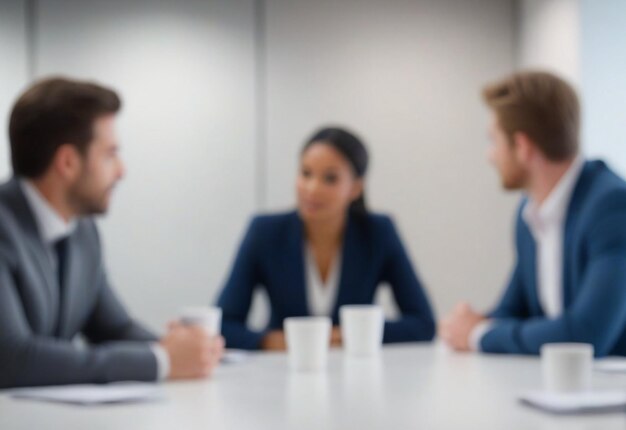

19,179,77,244
522,155,585,232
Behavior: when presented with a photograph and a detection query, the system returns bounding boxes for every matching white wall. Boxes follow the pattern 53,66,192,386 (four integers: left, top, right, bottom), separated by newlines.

4,0,619,341
0,0,28,179
516,0,580,85
34,0,258,331
517,0,626,178
580,0,626,175
263,0,519,315
1,0,523,328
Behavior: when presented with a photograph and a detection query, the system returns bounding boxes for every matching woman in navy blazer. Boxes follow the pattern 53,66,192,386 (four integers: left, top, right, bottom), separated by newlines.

217,127,435,350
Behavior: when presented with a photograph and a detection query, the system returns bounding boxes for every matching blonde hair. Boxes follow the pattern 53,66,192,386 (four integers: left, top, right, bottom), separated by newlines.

482,71,580,161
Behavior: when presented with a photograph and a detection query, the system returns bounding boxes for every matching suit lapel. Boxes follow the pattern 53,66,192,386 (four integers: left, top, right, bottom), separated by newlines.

25,234,61,335
57,232,82,338
284,213,309,317
524,231,542,315
331,214,365,321
562,161,595,309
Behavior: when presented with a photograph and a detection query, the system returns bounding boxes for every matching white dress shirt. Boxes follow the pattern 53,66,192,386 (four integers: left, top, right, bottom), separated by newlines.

470,156,586,350
20,180,76,269
19,180,170,380
305,244,342,316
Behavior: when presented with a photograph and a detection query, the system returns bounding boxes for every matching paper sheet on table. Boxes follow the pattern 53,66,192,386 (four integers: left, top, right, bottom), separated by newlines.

595,359,626,373
10,383,165,405
221,349,249,364
519,390,626,414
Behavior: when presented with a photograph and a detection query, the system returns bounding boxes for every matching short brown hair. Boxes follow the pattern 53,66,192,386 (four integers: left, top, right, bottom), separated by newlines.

482,71,580,161
9,77,121,178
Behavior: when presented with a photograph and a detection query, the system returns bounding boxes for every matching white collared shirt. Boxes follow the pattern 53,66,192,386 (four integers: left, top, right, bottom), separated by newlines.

305,243,341,316
20,180,76,271
19,179,169,381
470,156,586,349
522,155,585,318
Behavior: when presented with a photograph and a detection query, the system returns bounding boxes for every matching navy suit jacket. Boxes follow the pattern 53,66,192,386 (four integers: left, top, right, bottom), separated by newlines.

217,211,436,349
482,160,626,357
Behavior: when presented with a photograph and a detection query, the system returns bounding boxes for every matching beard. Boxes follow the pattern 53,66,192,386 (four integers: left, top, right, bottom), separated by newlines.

67,175,115,216
68,188,110,216
498,158,528,191
501,173,526,190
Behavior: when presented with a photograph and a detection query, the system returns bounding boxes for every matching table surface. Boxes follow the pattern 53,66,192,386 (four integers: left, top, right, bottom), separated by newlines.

2,343,626,430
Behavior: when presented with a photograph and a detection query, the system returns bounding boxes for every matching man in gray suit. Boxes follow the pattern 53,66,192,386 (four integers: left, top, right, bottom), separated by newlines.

0,77,224,388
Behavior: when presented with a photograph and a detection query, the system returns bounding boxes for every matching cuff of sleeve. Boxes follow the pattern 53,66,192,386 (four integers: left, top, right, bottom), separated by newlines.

150,343,170,381
469,320,493,351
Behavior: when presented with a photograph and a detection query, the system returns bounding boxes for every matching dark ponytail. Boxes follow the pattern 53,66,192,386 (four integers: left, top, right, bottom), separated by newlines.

302,126,369,216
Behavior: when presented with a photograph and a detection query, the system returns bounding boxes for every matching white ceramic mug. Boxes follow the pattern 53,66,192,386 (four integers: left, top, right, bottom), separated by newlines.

340,305,384,357
180,306,222,336
541,343,594,393
285,317,331,372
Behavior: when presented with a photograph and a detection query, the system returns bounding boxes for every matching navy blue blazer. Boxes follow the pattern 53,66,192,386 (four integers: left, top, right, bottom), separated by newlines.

482,160,626,357
217,211,436,349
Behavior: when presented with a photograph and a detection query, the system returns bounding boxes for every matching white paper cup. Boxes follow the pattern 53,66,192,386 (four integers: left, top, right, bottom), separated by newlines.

340,305,384,357
285,317,331,372
541,343,594,393
180,306,222,336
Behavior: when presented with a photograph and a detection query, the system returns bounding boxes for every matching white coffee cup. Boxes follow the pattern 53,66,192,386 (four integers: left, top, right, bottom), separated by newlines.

541,343,594,393
180,306,222,336
285,317,331,372
340,305,384,357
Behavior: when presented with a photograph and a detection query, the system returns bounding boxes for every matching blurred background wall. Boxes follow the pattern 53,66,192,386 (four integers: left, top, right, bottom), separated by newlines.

2,0,620,333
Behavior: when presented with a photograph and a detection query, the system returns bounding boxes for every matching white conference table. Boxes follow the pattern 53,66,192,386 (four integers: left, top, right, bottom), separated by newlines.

2,343,626,430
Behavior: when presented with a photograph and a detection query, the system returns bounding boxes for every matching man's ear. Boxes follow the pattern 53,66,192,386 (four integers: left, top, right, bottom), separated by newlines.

512,131,535,165
51,144,83,182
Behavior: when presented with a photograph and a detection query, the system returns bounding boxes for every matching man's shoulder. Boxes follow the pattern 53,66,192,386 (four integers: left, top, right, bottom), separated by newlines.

577,160,626,218
0,178,21,211
247,210,301,239
0,180,26,239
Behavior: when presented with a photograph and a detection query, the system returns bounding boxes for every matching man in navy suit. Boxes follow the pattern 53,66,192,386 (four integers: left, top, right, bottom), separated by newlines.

440,71,626,357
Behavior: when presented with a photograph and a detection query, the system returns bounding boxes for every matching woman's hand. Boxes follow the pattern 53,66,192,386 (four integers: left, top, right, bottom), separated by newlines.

330,326,342,347
261,330,287,351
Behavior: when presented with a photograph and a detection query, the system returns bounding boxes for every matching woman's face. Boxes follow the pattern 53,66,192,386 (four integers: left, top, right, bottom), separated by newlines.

297,142,363,223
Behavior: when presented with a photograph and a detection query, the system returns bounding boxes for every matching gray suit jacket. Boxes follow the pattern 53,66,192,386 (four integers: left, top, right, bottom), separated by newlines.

0,178,158,388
